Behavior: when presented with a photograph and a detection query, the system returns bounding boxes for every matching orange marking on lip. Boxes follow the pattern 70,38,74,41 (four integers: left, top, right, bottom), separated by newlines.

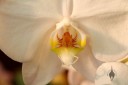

57,31,78,48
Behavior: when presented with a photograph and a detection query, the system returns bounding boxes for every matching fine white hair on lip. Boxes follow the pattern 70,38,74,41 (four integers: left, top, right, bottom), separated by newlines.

59,51,78,65
95,62,128,85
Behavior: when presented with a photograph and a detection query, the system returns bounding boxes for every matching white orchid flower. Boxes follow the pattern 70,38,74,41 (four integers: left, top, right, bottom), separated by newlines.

95,62,128,85
0,0,128,85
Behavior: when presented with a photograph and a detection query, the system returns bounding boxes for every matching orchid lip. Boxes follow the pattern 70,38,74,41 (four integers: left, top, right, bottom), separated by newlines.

58,48,79,65
50,18,86,65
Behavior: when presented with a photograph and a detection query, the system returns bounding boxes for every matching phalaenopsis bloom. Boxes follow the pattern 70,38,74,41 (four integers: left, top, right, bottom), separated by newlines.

0,0,128,85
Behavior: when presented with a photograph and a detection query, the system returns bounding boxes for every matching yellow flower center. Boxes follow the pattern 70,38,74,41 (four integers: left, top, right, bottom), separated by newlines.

50,18,86,65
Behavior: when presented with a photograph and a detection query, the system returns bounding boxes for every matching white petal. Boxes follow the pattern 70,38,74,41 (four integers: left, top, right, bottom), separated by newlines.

74,12,128,62
62,0,73,17
67,67,94,85
95,62,128,85
22,33,62,85
81,81,94,85
0,0,63,18
71,0,128,18
0,13,58,62
68,68,84,85
73,44,102,81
